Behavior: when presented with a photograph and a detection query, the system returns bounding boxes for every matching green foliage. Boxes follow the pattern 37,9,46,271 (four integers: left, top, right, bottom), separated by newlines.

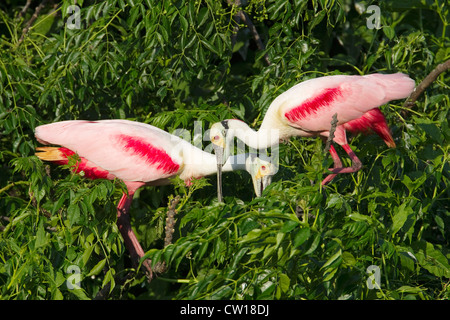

0,0,449,300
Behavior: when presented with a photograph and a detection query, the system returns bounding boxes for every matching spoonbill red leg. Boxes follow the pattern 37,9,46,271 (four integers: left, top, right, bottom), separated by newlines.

35,120,274,283
210,73,415,185
322,144,342,185
322,125,363,184
328,143,363,175
116,182,153,279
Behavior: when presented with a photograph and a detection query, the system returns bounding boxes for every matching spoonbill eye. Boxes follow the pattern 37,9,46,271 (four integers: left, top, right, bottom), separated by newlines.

261,166,266,171
213,135,220,141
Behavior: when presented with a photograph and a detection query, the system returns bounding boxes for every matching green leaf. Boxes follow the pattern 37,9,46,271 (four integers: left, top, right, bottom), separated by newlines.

35,220,48,249
308,10,326,33
383,26,395,40
304,232,321,255
126,92,132,108
326,194,343,209
156,86,167,99
293,227,310,248
52,190,69,214
102,269,116,294
200,39,218,55
278,273,290,293
276,232,285,248
197,7,209,27
81,245,95,266
402,172,427,194
348,212,372,223
87,258,107,277
323,267,339,282
280,220,299,233
240,228,263,243
391,203,414,236
321,249,342,270
52,288,64,300
412,241,450,278
179,15,188,34
342,251,357,267
67,203,81,227
69,288,90,300
416,120,443,144
263,245,276,260
128,5,140,26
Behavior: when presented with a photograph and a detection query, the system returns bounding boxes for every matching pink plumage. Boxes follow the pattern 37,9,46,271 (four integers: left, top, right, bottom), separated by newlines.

276,73,415,183
284,87,344,123
114,134,180,174
35,120,183,184
277,73,415,135
35,119,196,279
48,147,114,180
213,72,415,184
343,108,396,148
35,119,262,280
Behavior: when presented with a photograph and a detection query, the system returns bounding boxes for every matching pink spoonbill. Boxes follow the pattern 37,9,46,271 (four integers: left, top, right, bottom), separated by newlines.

35,119,274,279
210,73,415,188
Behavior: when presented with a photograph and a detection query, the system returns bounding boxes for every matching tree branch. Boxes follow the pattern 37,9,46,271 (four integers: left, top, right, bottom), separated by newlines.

403,59,450,110
18,0,33,20
163,195,180,247
153,195,181,274
0,180,30,195
324,113,338,153
227,0,271,65
17,0,50,46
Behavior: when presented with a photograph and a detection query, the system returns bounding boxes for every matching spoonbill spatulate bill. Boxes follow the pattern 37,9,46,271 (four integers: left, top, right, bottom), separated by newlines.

210,73,415,186
35,119,274,279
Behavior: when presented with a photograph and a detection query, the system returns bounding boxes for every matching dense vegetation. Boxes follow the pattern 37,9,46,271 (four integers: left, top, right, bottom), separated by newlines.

0,0,448,300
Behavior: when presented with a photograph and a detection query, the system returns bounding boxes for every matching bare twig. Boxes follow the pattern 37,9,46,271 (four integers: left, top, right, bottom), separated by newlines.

163,195,180,247
153,195,181,274
18,0,33,20
17,0,50,46
227,0,271,65
324,113,338,153
403,59,450,111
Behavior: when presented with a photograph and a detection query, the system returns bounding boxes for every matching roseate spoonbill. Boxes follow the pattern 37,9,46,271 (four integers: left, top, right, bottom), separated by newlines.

35,119,274,279
210,73,415,187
